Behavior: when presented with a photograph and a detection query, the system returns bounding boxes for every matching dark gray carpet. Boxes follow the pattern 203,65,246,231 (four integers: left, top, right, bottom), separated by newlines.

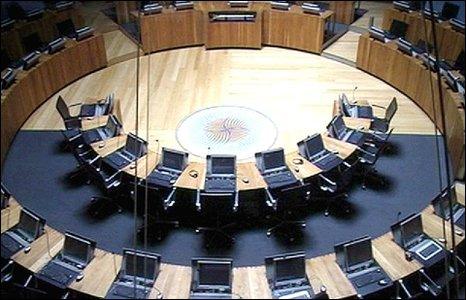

2,130,450,266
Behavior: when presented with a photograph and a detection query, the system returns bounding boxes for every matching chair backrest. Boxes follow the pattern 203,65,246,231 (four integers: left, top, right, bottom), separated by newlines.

124,133,148,158
191,258,233,293
64,118,82,130
56,96,71,120
298,133,325,159
385,97,398,122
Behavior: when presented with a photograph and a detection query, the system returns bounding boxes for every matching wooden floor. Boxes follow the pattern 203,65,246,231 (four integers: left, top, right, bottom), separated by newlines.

23,44,435,161
352,1,393,29
323,30,361,62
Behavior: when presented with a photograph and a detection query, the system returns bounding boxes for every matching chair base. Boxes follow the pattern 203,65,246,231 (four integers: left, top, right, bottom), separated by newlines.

138,214,180,242
196,223,236,249
88,196,123,218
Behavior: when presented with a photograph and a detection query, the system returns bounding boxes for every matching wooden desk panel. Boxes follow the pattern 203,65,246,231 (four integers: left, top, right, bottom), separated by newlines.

91,135,127,157
262,6,333,54
237,162,267,191
306,254,356,299
1,198,21,233
382,7,464,61
151,263,191,299
12,227,64,273
69,250,122,298
422,205,465,250
232,266,271,299
328,1,355,25
286,152,322,180
205,13,262,49
81,115,110,131
140,8,205,53
122,151,160,178
1,35,107,167
174,162,206,190
373,233,422,280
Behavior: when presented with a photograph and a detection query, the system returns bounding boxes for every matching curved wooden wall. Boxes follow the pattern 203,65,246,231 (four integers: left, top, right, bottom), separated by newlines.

0,35,107,168
356,33,465,179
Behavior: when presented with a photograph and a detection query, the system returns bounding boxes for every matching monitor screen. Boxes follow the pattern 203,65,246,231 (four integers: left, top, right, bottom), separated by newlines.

56,18,76,37
105,116,118,136
441,2,459,20
125,252,158,280
162,149,186,171
18,209,40,239
22,32,43,53
198,262,230,286
211,157,235,175
333,115,346,136
400,214,423,247
345,238,372,270
275,256,305,282
125,135,144,157
63,234,91,264
263,149,285,170
304,134,324,158
389,20,408,38
438,187,458,219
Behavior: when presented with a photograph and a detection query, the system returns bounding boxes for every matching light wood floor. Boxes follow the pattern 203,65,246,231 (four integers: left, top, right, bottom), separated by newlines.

323,30,361,62
23,45,435,161
352,1,393,29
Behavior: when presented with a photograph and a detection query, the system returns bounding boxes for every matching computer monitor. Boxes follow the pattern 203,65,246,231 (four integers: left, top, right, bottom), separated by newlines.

122,249,160,282
440,2,459,20
337,236,373,272
330,115,346,138
192,259,232,290
125,134,147,158
62,232,96,266
17,209,45,241
104,115,121,138
432,186,458,220
161,148,188,172
399,213,423,248
22,32,43,53
302,133,324,159
262,148,286,171
389,19,408,39
274,254,306,284
208,155,236,176
56,19,76,38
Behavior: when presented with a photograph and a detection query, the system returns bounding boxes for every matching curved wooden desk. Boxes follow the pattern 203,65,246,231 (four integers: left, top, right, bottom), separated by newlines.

88,132,358,193
381,6,465,61
0,35,107,167
356,33,465,179
135,1,333,54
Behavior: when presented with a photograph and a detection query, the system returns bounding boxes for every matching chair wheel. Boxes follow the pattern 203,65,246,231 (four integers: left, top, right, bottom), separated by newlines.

301,223,306,228
266,231,272,237
324,211,329,217
195,229,200,234
362,185,367,190
117,208,123,213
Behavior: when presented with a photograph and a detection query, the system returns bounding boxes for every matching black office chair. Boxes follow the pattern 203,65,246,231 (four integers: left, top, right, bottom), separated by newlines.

265,184,308,242
86,158,124,217
56,94,114,120
136,184,179,242
356,143,386,190
195,193,237,248
368,97,398,134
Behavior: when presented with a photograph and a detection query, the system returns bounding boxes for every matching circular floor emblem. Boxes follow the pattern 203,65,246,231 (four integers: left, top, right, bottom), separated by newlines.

176,106,277,159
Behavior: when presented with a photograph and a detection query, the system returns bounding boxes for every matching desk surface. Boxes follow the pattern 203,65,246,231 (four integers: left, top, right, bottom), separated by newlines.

1,198,21,233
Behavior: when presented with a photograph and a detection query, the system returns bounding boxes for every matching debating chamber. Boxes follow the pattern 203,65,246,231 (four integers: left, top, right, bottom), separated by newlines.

1,1,465,299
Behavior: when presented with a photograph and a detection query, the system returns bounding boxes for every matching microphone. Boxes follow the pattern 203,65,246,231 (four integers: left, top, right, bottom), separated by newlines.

352,86,358,103
397,211,402,223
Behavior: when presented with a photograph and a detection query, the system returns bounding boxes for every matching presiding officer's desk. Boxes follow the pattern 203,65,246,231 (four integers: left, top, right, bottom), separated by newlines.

1,34,107,166
381,6,465,62
356,32,465,179
133,1,334,54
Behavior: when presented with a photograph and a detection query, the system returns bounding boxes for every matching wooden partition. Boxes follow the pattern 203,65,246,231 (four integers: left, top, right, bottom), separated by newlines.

0,6,84,61
381,7,465,61
262,5,333,53
356,33,465,179
136,2,333,54
139,8,204,53
328,1,355,25
0,35,107,167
